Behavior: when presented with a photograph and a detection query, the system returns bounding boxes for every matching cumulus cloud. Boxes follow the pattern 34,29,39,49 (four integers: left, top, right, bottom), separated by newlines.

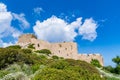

0,3,7,12
79,18,98,41
33,16,80,42
0,3,25,47
0,3,21,38
33,16,98,42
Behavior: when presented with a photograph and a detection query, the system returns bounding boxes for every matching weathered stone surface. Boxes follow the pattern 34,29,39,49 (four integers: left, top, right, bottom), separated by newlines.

17,34,104,66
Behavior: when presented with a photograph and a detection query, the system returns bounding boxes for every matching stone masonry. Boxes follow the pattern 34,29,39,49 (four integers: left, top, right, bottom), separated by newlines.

17,34,104,66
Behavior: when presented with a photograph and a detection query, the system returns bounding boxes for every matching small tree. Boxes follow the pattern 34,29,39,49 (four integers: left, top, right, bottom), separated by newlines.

90,59,101,68
112,56,120,65
114,64,120,74
112,56,120,74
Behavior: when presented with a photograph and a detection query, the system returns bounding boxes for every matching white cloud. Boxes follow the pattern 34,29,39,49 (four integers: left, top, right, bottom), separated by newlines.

0,39,14,47
79,18,98,41
2,42,14,47
0,3,98,47
0,12,12,35
0,3,22,38
33,7,43,15
0,3,7,12
33,16,81,42
12,13,30,29
33,16,97,42
0,3,23,47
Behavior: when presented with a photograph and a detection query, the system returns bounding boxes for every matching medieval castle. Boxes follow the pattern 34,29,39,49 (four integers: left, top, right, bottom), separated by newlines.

17,34,104,66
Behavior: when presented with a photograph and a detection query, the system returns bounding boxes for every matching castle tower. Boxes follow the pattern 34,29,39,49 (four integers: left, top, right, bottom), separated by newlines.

17,34,37,48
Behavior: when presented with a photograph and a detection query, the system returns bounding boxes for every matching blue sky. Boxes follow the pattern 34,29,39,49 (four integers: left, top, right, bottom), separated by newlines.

0,0,120,66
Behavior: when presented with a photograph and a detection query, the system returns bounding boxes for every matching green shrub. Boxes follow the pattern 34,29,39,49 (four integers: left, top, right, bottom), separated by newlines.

65,59,99,74
0,47,106,80
1,72,29,80
91,59,102,68
33,67,104,80
31,64,40,73
112,56,120,74
28,44,35,49
49,60,69,69
33,68,80,80
52,55,59,59
103,65,114,73
35,49,51,55
6,45,21,49
112,56,120,65
5,64,22,73
38,55,47,59
0,48,38,69
60,57,64,59
114,64,120,74
0,70,9,78
20,49,32,54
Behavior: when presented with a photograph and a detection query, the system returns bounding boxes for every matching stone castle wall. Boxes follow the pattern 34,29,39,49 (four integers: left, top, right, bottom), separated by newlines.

30,38,78,59
17,34,104,66
78,54,104,66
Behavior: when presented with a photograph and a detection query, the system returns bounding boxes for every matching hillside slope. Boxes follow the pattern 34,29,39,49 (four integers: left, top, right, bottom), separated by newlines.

0,47,105,80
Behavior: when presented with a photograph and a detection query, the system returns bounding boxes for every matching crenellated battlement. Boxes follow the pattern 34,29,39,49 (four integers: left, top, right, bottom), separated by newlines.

17,34,104,66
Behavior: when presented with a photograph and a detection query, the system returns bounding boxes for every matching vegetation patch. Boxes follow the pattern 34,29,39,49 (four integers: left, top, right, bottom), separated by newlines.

0,47,114,80
35,49,51,55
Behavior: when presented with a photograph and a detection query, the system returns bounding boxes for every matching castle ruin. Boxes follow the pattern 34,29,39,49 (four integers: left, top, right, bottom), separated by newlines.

17,34,104,66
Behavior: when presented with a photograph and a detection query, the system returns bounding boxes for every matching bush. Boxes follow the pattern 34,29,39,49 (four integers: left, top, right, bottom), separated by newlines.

31,64,40,73
104,56,120,74
20,49,32,54
0,48,106,80
33,67,104,80
33,68,80,80
114,64,120,74
52,55,59,59
112,56,120,74
90,59,102,68
35,49,51,55
5,64,22,73
0,70,9,78
28,44,35,49
103,65,114,73
49,60,69,69
65,59,99,74
1,72,29,80
6,45,21,49
38,55,47,60
0,48,39,69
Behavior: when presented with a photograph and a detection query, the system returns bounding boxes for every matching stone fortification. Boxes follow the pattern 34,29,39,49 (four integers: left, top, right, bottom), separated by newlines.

17,34,104,66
